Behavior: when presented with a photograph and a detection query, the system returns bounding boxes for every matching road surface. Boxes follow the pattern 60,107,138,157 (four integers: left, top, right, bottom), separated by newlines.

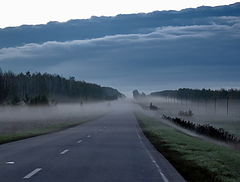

0,108,185,182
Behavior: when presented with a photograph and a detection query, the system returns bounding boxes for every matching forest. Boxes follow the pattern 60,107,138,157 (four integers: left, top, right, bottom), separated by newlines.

0,69,123,105
151,88,240,100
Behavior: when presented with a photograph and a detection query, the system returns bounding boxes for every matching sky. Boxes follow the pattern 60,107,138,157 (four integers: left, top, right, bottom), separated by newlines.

1,17,240,95
0,0,239,28
0,1,239,95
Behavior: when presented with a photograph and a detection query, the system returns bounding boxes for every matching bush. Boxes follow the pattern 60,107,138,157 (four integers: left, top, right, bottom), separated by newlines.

162,114,240,144
29,95,49,105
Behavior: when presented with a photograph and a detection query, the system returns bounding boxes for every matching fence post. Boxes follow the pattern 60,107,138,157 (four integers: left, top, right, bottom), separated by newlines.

214,97,217,115
227,97,229,116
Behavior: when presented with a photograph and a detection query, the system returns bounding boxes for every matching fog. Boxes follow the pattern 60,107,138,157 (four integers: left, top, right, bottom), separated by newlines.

1,97,239,150
0,100,127,135
136,96,240,136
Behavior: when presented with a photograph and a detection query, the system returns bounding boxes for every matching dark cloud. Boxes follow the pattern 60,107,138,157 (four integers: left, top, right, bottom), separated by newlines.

0,2,240,48
0,16,240,93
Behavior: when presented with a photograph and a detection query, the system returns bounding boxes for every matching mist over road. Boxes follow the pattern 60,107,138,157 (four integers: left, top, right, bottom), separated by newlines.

0,104,184,182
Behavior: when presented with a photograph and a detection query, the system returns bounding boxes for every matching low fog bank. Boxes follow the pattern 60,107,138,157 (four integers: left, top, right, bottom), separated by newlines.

2,96,239,147
133,98,240,151
135,96,240,136
0,100,130,135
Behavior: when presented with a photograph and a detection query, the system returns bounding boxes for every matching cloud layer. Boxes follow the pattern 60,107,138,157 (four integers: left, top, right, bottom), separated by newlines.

0,16,240,93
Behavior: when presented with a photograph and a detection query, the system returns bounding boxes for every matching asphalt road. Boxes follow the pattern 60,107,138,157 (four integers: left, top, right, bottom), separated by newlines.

0,107,185,182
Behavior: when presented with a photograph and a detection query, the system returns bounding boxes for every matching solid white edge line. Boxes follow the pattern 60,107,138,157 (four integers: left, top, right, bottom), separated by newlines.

137,132,169,182
23,168,42,179
60,149,69,155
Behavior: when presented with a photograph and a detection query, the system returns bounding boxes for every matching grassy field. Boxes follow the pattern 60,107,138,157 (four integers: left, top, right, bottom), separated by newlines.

0,115,104,145
137,97,240,136
0,117,99,144
0,103,110,145
135,112,240,182
0,102,111,144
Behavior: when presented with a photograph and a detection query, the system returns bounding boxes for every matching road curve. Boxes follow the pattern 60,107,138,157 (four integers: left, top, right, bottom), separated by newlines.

0,107,185,182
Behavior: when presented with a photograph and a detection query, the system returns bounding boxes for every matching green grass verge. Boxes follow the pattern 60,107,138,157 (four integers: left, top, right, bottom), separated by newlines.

0,114,105,145
135,112,240,182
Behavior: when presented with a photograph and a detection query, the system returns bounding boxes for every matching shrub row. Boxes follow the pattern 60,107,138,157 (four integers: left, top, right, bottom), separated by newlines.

162,115,240,144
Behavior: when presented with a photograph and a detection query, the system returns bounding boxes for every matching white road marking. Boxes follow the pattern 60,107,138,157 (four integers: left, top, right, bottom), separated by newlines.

87,135,91,138
77,140,82,143
137,132,169,182
137,133,141,139
23,168,42,179
60,149,69,155
6,161,15,164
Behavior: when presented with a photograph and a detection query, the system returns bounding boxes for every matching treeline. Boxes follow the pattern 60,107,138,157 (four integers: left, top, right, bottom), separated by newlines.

0,70,123,105
162,115,240,144
151,88,240,100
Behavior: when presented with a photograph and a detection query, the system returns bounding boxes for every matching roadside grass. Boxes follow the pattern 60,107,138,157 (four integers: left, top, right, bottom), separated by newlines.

135,112,240,182
0,114,104,145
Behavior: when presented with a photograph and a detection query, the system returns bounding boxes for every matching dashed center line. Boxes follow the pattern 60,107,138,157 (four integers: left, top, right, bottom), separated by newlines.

77,140,82,143
6,161,15,165
23,168,42,179
60,149,69,155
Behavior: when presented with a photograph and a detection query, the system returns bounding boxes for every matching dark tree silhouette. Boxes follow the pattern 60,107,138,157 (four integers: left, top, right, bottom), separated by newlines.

0,69,123,105
151,88,240,100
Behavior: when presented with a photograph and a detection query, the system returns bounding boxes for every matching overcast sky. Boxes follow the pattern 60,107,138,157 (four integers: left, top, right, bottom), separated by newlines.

0,1,239,95
0,0,239,28
1,18,240,95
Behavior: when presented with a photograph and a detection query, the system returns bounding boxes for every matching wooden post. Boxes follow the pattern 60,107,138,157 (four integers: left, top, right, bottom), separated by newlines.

205,99,207,113
227,97,229,116
214,97,217,115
